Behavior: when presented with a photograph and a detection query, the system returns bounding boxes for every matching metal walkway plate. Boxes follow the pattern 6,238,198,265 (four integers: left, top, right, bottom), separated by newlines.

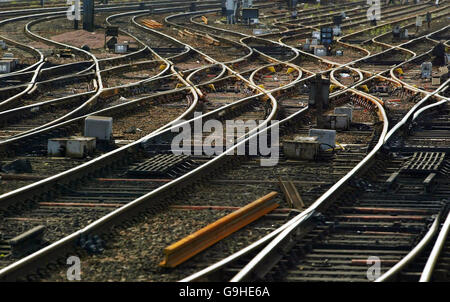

402,152,446,173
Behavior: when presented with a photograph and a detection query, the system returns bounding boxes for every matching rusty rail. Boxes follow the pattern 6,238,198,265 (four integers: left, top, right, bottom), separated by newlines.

159,192,279,268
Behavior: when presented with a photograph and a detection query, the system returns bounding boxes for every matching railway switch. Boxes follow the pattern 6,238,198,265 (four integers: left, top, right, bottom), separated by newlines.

320,27,334,47
105,26,119,49
0,59,14,73
127,154,192,177
309,129,336,151
283,136,319,160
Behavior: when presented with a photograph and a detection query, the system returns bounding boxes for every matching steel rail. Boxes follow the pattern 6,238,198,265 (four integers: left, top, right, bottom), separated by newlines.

0,4,284,156
147,8,285,121
229,76,449,282
180,77,394,282
185,63,227,85
8,10,177,136
179,84,387,282
0,8,309,275
0,81,276,281
0,0,447,281
228,94,388,282
249,63,302,90
385,76,450,144
373,87,450,281
0,14,45,76
0,0,225,17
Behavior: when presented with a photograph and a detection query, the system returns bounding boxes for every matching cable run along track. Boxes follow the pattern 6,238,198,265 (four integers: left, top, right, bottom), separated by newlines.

0,0,447,282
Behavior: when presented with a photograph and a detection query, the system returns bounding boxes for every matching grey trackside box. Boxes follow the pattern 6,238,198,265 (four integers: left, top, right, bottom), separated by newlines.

334,107,353,122
114,43,128,54
283,136,319,160
84,116,113,140
0,60,12,73
324,114,349,130
309,129,336,151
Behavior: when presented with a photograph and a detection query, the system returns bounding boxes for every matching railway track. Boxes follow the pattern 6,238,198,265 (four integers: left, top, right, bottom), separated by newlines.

0,10,280,270
175,1,450,280
182,87,449,283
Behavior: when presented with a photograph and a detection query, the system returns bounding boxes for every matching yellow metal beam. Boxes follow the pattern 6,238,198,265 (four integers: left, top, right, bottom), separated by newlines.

159,192,279,268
